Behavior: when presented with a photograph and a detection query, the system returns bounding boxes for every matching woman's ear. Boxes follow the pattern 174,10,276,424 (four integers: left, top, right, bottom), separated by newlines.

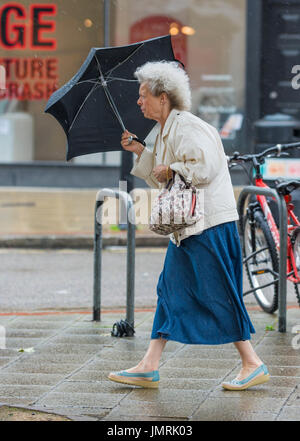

160,92,168,105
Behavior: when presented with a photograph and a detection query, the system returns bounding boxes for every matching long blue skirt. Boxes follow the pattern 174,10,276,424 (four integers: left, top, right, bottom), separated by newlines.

151,221,255,345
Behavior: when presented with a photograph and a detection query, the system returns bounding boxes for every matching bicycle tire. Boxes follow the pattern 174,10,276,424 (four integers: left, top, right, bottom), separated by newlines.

292,227,300,307
294,284,300,307
243,210,279,313
237,194,257,237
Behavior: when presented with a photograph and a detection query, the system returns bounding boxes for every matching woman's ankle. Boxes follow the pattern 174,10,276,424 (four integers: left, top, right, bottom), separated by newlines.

138,359,159,371
241,359,263,370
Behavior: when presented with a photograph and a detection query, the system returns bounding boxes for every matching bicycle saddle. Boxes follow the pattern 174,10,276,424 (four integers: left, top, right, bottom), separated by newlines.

276,179,300,195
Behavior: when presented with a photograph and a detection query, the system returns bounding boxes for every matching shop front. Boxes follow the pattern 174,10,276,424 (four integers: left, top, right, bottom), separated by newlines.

0,0,247,186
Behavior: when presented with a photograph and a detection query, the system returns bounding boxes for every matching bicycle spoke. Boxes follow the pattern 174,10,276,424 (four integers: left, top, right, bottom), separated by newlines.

243,212,278,313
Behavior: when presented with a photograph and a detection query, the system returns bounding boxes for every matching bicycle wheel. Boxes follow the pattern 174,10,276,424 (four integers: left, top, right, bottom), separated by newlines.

292,227,300,307
243,210,279,313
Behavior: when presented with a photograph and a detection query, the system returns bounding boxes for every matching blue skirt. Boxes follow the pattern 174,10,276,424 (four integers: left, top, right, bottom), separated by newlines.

151,221,255,345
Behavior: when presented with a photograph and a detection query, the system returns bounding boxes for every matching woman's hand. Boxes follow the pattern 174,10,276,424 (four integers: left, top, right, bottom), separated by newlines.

153,164,169,183
121,130,144,157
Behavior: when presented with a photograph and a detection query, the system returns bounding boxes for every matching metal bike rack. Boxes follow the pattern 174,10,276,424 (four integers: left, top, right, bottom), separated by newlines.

238,186,288,332
93,189,135,332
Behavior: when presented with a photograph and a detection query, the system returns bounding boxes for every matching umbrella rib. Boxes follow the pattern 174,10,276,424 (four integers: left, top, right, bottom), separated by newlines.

105,43,145,78
93,53,127,131
68,82,101,132
105,77,139,83
76,79,100,85
102,85,126,132
94,53,105,79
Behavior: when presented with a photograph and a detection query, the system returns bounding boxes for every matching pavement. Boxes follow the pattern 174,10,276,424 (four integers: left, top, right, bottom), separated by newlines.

0,308,300,421
0,187,299,422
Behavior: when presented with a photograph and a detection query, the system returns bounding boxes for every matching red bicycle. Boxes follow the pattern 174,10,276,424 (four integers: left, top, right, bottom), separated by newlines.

228,143,300,313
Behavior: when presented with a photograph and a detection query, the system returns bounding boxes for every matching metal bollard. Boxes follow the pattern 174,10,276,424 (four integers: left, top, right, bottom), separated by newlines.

93,189,135,332
237,186,288,332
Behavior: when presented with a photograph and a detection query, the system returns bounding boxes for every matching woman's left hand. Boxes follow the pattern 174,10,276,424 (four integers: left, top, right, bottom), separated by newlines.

152,164,168,183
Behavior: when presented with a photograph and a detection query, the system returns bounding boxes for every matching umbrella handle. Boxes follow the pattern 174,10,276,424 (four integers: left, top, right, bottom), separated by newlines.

132,137,146,147
128,136,146,147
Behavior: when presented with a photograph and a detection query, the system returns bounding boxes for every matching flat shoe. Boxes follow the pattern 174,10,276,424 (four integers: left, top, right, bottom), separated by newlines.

108,370,160,388
222,363,270,391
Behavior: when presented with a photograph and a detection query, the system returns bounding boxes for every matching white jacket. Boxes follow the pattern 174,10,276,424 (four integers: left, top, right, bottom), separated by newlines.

131,108,238,246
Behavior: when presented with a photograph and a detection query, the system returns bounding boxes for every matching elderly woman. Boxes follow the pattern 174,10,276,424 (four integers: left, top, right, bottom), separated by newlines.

108,61,270,391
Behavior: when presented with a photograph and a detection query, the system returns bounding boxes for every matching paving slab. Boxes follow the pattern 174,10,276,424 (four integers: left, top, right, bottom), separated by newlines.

97,348,170,363
210,385,294,399
1,361,83,375
20,353,95,364
53,381,130,396
36,391,125,408
0,385,50,399
105,400,199,419
255,345,300,356
0,405,71,421
277,406,300,421
285,388,300,407
261,376,300,387
191,397,286,420
192,410,277,421
30,405,110,420
34,343,102,355
5,338,46,348
68,370,119,382
103,414,189,421
157,378,218,391
252,355,300,367
162,358,237,369
0,309,299,421
159,367,231,380
0,397,40,407
0,358,15,368
0,373,65,386
265,367,300,377
5,329,55,338
176,347,240,359
111,340,184,353
124,388,209,404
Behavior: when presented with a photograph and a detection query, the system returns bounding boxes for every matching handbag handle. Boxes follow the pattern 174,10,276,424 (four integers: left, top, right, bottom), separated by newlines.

165,171,192,191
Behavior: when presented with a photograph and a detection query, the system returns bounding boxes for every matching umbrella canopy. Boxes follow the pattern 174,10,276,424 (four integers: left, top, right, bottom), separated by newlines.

45,35,177,161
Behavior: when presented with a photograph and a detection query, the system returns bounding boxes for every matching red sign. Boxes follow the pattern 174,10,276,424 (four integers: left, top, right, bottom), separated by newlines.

130,15,187,68
0,57,58,100
0,3,57,50
0,3,58,100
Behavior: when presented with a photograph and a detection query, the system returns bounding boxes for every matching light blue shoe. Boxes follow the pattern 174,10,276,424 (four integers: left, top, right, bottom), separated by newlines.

108,370,160,388
222,364,270,390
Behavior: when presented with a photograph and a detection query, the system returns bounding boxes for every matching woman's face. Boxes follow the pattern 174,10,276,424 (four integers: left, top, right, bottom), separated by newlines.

137,82,163,121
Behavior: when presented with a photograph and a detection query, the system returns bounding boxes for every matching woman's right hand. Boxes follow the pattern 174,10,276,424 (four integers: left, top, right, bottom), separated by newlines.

121,130,144,157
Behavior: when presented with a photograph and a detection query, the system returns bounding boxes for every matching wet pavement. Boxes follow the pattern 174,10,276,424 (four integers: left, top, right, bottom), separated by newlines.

0,308,300,421
0,187,299,421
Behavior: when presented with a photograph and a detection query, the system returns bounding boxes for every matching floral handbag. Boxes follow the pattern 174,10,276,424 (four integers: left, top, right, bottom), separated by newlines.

149,172,203,236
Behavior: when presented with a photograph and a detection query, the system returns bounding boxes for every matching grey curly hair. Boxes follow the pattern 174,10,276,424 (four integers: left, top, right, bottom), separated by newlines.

134,61,191,111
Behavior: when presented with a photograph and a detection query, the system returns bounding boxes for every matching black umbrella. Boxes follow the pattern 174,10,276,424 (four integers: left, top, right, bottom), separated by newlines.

45,35,177,161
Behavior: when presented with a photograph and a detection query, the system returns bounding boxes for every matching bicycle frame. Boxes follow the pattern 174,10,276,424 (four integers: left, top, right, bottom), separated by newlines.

254,177,300,283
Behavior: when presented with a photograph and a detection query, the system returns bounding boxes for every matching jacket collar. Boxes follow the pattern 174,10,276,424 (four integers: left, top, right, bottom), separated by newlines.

160,108,181,139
